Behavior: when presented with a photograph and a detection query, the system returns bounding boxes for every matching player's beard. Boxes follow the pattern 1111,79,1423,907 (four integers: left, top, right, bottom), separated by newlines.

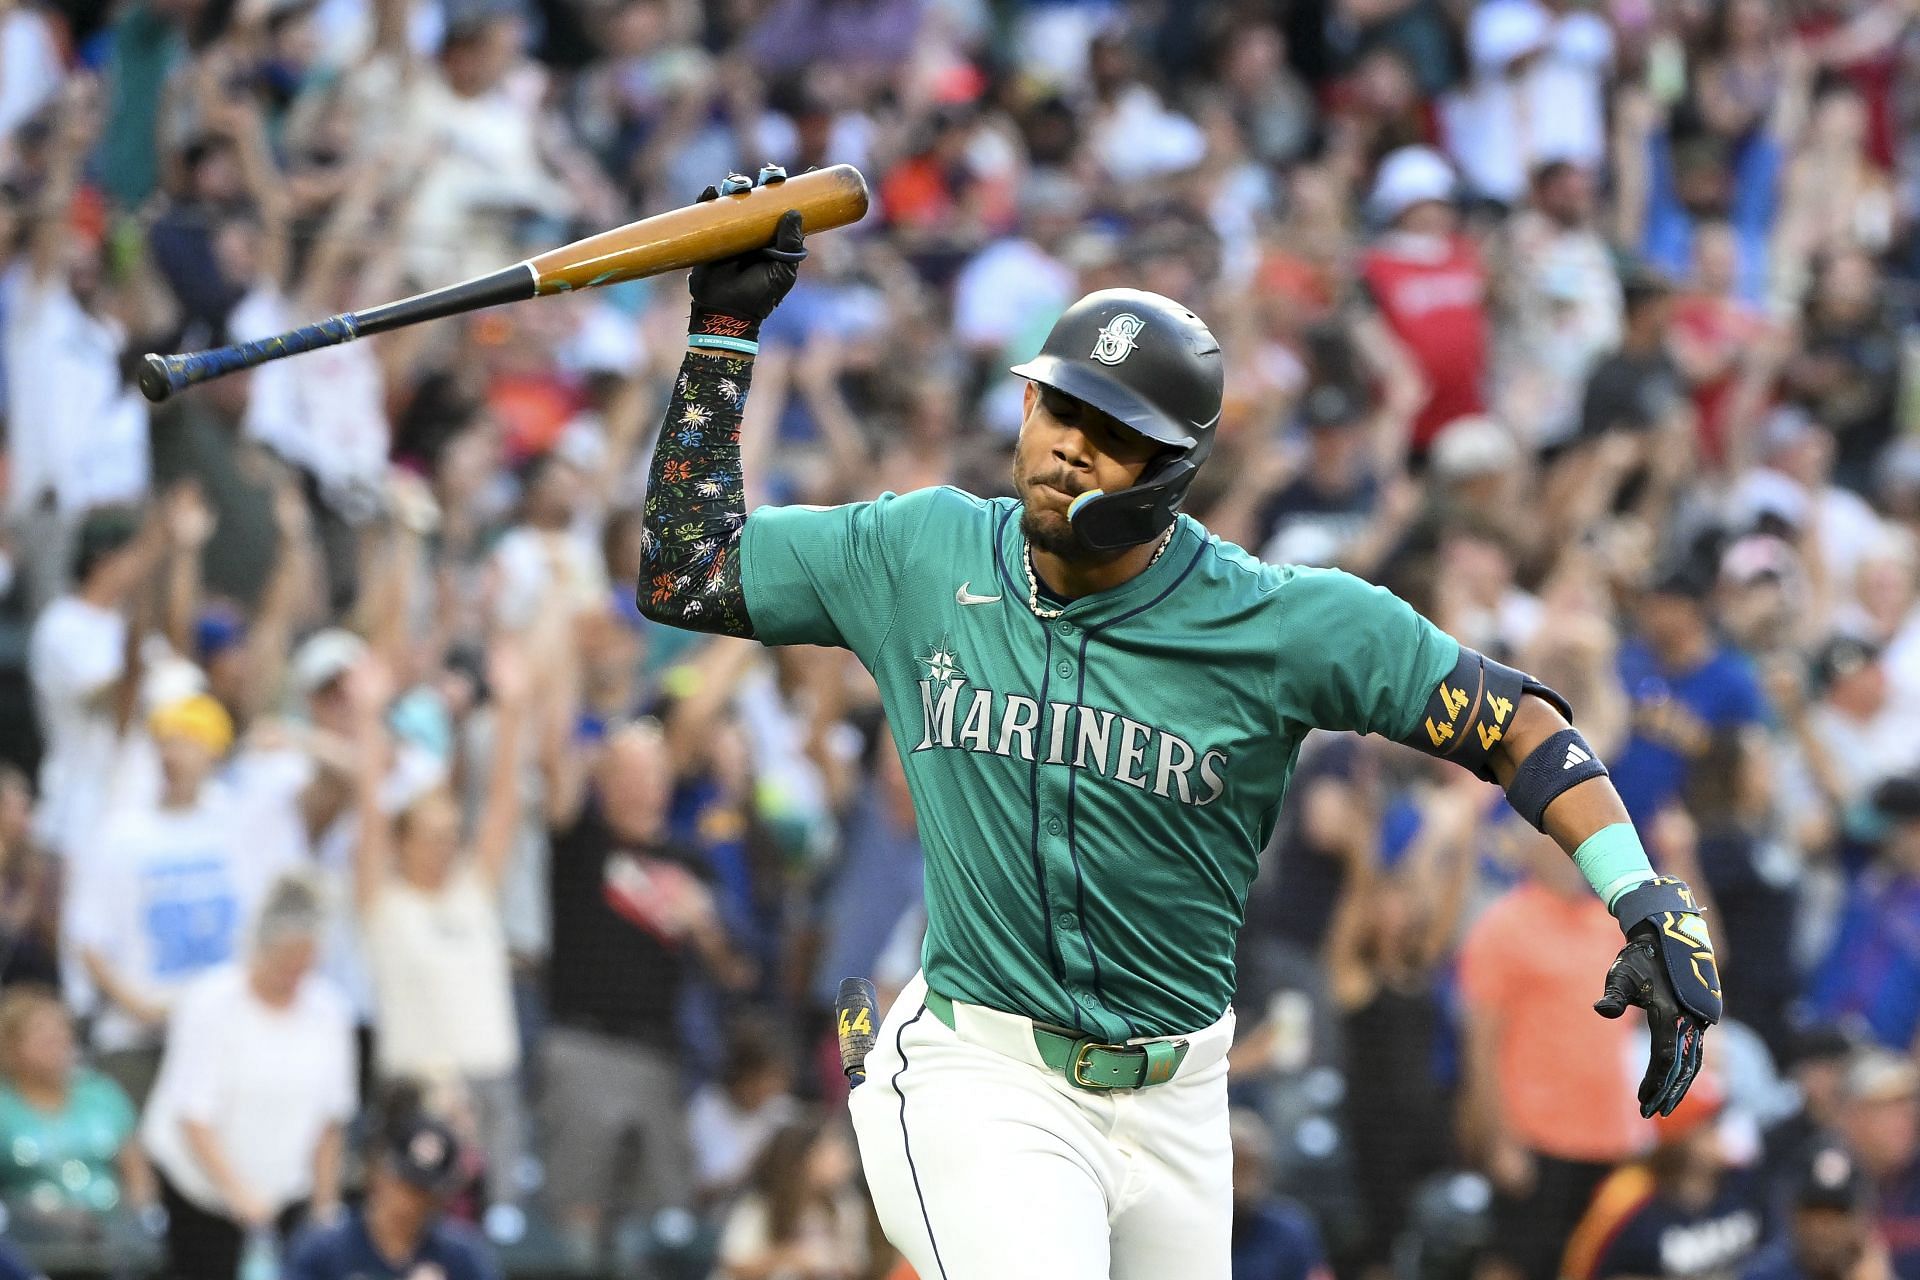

1012,453,1105,563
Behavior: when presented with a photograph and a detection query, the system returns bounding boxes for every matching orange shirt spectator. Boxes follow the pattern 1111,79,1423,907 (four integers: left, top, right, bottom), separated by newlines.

1460,878,1647,1164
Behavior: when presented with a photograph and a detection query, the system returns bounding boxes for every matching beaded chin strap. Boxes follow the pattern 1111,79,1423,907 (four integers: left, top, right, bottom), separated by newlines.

1022,524,1175,621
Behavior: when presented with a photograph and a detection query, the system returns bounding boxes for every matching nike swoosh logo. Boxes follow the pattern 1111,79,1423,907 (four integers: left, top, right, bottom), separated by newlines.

955,582,1002,605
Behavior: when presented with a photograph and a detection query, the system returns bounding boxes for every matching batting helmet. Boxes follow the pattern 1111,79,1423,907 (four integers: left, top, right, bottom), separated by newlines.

1010,288,1224,551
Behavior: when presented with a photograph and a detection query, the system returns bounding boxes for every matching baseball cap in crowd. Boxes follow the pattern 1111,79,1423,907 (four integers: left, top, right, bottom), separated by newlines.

149,693,235,756
1793,1145,1870,1213
1652,1068,1726,1143
385,1113,466,1196
1844,1049,1920,1104
1429,415,1519,481
1299,383,1368,432
1812,633,1881,692
194,605,248,665
1783,1023,1856,1070
1369,146,1458,224
1718,534,1798,589
1468,0,1550,73
291,628,368,698
1870,774,1920,824
1645,556,1717,603
69,505,142,582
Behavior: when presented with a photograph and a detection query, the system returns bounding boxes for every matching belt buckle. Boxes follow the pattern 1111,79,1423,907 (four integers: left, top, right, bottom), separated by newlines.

1068,1038,1130,1090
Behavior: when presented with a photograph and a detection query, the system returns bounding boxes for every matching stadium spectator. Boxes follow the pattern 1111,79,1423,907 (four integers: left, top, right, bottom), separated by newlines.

25,503,166,866
1228,1107,1333,1280
1804,776,1920,1050
141,873,355,1280
1742,1143,1888,1280
0,764,58,989
1326,771,1481,1270
0,986,153,1240
711,1113,869,1280
688,1015,801,1205
354,643,530,1213
541,720,740,1266
68,691,264,1104
1561,1075,1765,1280
283,1111,498,1280
1835,1052,1920,1280
1357,146,1490,460
1609,560,1771,829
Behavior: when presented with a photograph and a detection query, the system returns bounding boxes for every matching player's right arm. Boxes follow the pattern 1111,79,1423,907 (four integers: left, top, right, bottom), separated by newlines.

633,173,808,640
635,173,918,658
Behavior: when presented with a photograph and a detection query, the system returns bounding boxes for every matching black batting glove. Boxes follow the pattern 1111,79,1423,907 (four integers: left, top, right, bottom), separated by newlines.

689,166,807,345
1594,876,1722,1118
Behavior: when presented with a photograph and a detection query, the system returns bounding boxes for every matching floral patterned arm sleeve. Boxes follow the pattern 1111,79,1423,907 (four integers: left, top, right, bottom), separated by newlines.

636,353,755,638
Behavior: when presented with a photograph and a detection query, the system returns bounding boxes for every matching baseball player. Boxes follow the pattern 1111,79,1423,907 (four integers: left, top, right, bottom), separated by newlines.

635,172,1722,1280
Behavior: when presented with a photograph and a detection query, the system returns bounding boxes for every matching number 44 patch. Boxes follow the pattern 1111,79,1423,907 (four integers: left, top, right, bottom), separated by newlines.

838,1006,873,1039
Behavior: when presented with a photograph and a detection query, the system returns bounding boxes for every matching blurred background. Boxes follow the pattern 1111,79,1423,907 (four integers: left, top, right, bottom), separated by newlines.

0,0,1919,1277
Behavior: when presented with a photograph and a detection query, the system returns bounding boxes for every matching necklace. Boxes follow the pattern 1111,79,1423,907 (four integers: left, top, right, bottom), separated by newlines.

1023,524,1175,620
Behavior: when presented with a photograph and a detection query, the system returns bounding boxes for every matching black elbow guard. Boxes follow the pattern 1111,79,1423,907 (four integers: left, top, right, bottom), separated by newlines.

1396,646,1573,782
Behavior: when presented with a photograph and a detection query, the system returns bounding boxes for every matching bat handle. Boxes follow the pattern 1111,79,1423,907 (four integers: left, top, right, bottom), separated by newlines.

138,313,361,403
836,976,879,1087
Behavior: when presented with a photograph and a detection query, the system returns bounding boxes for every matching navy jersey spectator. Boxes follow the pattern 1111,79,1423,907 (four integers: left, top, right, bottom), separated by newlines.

283,1113,497,1280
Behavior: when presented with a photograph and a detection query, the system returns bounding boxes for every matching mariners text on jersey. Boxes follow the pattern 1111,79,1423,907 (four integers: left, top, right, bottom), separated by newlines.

741,485,1457,1042
914,673,1229,806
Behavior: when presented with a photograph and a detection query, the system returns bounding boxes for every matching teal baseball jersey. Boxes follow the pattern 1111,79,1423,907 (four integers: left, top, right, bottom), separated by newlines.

742,486,1459,1040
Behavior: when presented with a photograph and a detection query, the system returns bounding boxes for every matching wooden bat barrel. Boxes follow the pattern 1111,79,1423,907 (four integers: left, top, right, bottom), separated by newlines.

527,164,870,296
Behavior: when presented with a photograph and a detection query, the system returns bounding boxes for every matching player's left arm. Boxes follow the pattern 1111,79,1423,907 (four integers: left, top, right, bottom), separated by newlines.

1397,647,1721,1119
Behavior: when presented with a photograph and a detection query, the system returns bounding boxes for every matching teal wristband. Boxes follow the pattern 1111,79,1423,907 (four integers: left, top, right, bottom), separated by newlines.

689,334,760,356
1573,823,1657,910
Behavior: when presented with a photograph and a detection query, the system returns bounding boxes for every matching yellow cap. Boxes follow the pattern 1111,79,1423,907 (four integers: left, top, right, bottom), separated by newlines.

149,694,234,755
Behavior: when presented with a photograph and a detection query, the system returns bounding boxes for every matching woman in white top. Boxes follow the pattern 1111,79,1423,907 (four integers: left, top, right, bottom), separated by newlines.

350,645,530,1214
141,872,354,1280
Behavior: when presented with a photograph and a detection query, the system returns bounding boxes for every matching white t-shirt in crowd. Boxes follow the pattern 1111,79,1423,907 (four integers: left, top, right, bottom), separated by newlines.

141,964,356,1216
67,781,290,1053
715,1190,870,1280
951,237,1074,354
687,1085,799,1194
1,265,149,516
29,595,132,857
229,285,390,509
314,743,448,1019
363,863,519,1080
0,9,62,140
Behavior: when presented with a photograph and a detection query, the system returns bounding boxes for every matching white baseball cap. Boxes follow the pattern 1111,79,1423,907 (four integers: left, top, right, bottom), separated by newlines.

1469,0,1551,73
1430,415,1520,479
291,628,368,698
1369,146,1458,224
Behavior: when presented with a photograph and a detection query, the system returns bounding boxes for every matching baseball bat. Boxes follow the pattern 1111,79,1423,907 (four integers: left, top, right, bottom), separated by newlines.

835,976,879,1087
137,163,870,403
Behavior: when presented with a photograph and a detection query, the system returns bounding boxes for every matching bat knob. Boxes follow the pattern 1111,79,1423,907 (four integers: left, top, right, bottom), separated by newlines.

138,354,178,404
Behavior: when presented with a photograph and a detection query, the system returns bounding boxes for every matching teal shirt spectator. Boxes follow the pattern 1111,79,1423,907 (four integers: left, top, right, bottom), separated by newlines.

0,1068,137,1217
97,4,189,207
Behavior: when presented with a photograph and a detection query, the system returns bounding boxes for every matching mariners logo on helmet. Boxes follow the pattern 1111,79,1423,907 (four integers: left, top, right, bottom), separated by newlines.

1090,313,1145,365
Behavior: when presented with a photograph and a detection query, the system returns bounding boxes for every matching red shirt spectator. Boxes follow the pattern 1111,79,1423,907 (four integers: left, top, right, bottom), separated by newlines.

1361,230,1489,452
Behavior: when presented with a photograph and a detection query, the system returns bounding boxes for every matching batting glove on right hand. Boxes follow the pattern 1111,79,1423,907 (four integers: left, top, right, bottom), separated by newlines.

689,167,808,343
1594,876,1722,1119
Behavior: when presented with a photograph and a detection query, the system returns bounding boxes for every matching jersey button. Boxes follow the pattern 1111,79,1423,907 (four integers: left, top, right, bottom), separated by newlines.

1057,910,1078,931
1055,660,1073,678
1045,816,1063,836
1055,620,1075,637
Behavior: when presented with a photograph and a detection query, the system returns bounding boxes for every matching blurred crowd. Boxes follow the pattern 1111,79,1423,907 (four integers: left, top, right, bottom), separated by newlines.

1,0,1920,1278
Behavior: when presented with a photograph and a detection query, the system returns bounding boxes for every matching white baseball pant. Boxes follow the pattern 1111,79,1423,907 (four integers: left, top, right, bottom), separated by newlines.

849,971,1235,1280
